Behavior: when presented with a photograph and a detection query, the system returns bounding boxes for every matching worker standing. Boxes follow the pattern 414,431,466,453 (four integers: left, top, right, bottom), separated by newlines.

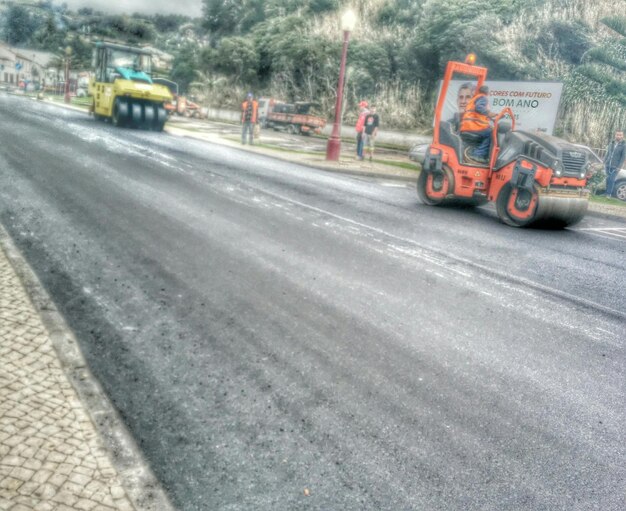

241,92,258,145
362,105,380,162
460,85,497,163
355,100,369,160
603,130,625,197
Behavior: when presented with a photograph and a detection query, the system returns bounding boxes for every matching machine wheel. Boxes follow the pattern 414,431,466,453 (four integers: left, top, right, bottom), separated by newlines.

287,124,298,134
130,102,143,128
112,98,128,127
496,183,539,227
614,181,626,202
144,104,156,129
153,105,167,132
416,167,454,206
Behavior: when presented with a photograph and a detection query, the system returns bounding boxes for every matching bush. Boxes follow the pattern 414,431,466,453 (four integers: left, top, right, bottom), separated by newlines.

209,37,259,84
535,20,591,65
601,16,626,38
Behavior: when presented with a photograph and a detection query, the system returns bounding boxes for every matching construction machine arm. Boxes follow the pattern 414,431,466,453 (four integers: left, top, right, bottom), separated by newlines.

433,60,488,145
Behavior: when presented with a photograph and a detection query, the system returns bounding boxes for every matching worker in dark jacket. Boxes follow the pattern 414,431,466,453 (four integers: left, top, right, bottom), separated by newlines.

460,85,497,162
604,130,625,196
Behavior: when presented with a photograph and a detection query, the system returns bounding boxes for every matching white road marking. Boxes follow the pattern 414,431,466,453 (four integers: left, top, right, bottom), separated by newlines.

595,327,615,335
572,227,626,241
575,227,626,231
249,189,626,323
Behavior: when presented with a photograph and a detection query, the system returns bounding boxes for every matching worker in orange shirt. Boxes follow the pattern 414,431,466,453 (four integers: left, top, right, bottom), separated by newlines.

355,100,369,160
460,85,497,162
241,92,258,145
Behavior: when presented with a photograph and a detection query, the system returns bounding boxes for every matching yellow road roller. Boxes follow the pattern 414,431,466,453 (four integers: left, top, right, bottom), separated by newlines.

89,41,172,131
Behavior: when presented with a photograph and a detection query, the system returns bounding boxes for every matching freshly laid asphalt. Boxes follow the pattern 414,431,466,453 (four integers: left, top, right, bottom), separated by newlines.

1,93,625,510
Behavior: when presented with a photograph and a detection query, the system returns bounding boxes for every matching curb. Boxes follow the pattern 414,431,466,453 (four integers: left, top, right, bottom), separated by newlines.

0,223,176,511
165,125,419,182
585,206,626,221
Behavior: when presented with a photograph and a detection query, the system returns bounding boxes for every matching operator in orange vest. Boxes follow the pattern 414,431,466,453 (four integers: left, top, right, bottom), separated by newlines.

241,92,258,145
460,85,497,162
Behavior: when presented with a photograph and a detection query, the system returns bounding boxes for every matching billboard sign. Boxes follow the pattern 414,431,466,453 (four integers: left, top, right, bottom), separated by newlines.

441,80,564,135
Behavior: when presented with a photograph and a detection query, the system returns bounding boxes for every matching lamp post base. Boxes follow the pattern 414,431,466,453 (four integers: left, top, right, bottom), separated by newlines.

326,135,342,161
325,29,351,162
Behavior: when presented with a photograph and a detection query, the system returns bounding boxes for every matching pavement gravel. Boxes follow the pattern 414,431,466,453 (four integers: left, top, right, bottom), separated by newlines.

0,228,138,511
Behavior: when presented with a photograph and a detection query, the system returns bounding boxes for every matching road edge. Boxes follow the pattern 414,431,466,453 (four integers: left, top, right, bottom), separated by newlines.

0,222,176,511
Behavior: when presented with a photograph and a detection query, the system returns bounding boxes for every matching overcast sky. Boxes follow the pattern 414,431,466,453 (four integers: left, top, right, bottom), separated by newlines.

62,0,203,17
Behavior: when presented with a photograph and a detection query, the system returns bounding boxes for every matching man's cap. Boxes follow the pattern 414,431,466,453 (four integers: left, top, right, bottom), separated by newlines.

359,100,368,107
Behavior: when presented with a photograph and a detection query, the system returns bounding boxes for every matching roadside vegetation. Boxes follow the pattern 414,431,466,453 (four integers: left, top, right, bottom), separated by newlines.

1,0,625,148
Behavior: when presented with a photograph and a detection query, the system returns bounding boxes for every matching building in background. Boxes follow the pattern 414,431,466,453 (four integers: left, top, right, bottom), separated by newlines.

0,43,56,88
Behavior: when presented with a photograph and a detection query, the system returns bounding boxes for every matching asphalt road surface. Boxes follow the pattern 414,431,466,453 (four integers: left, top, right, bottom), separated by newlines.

1,94,624,510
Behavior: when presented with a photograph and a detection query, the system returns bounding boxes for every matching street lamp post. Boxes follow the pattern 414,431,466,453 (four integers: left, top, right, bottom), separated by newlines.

64,46,72,104
326,10,357,161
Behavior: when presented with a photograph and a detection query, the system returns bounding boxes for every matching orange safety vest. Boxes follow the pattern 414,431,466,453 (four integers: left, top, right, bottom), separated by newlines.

241,100,258,123
355,110,368,133
460,94,490,132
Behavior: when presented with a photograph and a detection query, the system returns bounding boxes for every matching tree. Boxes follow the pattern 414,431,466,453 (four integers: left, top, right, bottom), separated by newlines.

347,41,392,97
92,15,156,43
404,0,526,90
202,0,266,42
572,16,626,108
3,5,40,46
253,15,339,100
149,14,191,33
375,0,422,27
67,36,92,70
34,13,65,51
170,44,199,94
202,0,242,40
211,36,259,84
264,0,337,17
308,0,338,14
530,20,591,65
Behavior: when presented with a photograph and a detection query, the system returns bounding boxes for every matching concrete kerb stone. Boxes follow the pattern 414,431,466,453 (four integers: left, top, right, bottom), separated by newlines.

0,223,175,511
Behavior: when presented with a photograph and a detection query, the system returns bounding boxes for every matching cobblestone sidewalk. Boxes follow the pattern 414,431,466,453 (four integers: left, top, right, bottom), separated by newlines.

0,244,135,510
